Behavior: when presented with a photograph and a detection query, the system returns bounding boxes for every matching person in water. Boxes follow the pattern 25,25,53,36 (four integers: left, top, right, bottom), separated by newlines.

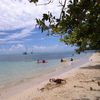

70,58,73,61
60,58,64,62
42,60,46,63
37,59,47,63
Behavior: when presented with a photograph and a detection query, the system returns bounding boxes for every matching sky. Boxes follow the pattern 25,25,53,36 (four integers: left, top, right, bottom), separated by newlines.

0,0,75,54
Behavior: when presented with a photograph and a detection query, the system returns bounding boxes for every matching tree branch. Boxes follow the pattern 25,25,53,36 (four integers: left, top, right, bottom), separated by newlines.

60,0,67,20
59,0,63,6
36,0,53,6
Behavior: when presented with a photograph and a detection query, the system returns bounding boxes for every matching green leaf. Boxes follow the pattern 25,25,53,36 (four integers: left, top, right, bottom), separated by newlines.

29,0,38,3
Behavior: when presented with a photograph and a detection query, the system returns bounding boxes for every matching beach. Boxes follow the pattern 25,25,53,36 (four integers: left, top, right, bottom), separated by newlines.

0,0,99,99
0,52,100,100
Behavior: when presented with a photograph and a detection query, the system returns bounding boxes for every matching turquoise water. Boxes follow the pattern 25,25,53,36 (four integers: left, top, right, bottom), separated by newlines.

0,51,94,89
0,59,60,88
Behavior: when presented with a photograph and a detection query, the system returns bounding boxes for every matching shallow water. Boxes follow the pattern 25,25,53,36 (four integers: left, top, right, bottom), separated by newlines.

0,51,93,89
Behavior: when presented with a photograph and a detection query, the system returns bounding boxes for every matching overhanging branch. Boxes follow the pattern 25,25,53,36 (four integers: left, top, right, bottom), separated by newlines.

36,0,53,6
60,0,67,19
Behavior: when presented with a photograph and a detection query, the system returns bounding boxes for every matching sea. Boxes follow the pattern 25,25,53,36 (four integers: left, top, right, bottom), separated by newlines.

0,51,94,89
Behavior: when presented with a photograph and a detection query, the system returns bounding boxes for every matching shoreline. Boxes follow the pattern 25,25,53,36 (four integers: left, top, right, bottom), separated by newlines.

0,52,92,90
0,53,99,100
4,61,100,100
0,60,77,99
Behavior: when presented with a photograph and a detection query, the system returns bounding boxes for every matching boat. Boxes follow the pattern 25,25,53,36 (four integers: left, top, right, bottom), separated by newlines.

23,52,27,55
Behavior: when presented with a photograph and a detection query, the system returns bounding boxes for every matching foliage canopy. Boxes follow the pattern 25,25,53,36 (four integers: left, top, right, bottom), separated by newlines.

30,0,100,53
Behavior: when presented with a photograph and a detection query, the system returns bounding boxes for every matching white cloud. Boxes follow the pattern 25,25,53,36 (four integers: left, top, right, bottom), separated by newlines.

0,44,75,54
0,32,8,35
32,44,68,52
0,0,35,30
9,44,25,51
0,0,62,30
0,44,25,54
0,0,71,53
0,0,63,45
0,39,7,44
6,44,26,53
0,25,34,44
7,40,23,44
7,26,33,40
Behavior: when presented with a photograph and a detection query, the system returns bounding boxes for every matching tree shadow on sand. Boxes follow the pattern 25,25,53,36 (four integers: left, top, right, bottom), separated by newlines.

94,77,100,80
73,98,90,100
81,65,100,69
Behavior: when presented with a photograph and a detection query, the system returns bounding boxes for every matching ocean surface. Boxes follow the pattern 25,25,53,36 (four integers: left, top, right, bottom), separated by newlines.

0,51,94,89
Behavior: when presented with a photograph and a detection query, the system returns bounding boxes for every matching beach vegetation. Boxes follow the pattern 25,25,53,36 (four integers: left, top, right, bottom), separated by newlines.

30,0,100,53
